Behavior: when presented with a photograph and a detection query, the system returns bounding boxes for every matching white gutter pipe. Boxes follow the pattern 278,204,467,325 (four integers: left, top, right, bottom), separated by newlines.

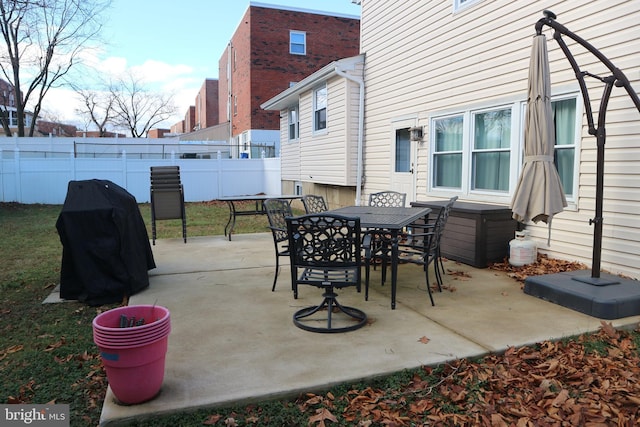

334,67,364,206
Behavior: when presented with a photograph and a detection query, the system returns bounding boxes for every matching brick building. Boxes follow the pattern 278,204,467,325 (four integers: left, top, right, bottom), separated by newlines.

0,78,34,136
218,2,360,156
195,79,219,131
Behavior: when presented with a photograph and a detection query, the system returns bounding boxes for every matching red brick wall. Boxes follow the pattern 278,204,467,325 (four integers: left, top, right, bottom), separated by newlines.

171,120,184,134
218,5,360,138
184,105,196,133
196,79,219,129
148,128,170,138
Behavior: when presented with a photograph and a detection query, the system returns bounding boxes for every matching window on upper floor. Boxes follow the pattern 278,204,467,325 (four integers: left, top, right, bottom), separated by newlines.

313,85,327,132
290,31,306,55
453,0,480,12
288,106,299,141
430,94,580,203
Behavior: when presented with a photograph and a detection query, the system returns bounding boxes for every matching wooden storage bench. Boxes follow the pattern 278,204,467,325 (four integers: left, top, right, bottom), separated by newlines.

411,200,519,268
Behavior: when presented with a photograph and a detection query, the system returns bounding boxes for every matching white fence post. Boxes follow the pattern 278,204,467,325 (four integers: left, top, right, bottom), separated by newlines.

69,149,76,181
217,150,223,197
121,150,127,187
14,148,21,203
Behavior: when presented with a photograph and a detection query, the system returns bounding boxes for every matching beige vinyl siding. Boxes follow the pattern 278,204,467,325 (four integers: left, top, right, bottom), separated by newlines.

279,115,300,181
295,75,358,186
361,0,640,278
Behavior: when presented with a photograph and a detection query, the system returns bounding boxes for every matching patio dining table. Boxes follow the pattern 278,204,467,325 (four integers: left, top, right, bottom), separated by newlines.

329,205,432,309
217,194,302,240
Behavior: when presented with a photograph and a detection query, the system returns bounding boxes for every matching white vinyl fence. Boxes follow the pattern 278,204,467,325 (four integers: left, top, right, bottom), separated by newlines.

0,150,282,204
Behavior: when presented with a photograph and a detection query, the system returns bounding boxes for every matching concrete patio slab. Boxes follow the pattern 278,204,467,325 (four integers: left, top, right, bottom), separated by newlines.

98,233,640,426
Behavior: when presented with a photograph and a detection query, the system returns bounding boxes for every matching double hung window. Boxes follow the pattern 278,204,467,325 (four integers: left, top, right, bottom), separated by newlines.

314,85,327,132
430,95,579,201
290,31,306,55
288,106,299,141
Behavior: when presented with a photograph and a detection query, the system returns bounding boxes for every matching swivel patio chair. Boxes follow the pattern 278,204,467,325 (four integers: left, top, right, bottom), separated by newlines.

150,166,186,245
264,198,293,293
302,194,328,214
286,213,367,333
368,191,406,207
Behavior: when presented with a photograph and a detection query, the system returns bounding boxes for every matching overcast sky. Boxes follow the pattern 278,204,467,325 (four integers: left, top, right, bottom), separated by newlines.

41,0,361,131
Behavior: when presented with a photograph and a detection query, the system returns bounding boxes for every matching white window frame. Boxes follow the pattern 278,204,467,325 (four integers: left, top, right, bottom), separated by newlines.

429,93,581,205
288,105,299,141
453,0,481,13
313,84,327,133
515,93,581,206
290,31,306,55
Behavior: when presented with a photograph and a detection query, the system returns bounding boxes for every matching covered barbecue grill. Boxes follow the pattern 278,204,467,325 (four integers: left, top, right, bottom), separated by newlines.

56,179,156,306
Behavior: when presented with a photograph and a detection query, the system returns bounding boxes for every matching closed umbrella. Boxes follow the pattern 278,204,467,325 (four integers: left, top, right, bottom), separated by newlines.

511,34,567,226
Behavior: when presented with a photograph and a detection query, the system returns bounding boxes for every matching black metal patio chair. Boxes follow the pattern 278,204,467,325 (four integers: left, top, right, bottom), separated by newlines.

286,213,367,333
365,196,457,305
301,194,328,214
264,198,293,293
368,191,406,207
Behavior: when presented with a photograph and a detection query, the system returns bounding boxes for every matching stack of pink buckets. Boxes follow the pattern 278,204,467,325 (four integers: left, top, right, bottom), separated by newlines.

92,305,171,404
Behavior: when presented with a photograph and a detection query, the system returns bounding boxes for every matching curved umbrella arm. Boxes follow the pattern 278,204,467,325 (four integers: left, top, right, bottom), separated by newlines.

533,10,640,280
535,10,640,123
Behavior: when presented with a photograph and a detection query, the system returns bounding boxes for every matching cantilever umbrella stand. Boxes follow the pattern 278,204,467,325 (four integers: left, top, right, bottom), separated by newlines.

523,11,640,319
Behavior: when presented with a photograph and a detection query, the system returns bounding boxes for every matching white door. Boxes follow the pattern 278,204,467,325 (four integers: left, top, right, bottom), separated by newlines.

391,125,417,203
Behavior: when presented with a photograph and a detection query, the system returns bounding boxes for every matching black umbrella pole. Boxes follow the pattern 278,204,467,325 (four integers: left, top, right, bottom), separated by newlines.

590,79,614,279
590,131,605,279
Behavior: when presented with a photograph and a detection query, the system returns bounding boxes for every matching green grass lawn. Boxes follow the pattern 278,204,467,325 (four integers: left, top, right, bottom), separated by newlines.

0,201,271,426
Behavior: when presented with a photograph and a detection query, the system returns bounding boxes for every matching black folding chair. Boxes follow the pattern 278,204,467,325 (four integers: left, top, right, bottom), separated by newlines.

150,166,186,245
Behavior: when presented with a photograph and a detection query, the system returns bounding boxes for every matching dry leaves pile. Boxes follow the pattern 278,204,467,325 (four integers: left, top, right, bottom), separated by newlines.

489,254,588,287
293,323,640,426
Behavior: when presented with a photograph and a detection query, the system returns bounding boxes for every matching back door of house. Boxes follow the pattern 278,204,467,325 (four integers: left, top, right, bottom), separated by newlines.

390,121,417,203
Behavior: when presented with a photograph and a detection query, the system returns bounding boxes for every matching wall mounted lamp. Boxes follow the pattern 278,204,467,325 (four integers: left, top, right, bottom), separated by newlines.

409,126,424,142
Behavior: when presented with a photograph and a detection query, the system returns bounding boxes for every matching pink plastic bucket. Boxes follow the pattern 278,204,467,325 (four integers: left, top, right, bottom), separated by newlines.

93,305,171,404
93,324,171,348
97,335,169,404
93,305,170,335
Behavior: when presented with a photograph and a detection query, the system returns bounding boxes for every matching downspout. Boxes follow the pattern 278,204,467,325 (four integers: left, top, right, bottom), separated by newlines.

334,67,365,206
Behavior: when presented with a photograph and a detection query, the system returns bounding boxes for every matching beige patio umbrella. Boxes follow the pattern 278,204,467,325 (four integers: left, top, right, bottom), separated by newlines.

511,34,567,227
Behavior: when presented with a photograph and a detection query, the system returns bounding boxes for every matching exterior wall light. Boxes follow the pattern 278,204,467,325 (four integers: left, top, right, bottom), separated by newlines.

409,126,423,142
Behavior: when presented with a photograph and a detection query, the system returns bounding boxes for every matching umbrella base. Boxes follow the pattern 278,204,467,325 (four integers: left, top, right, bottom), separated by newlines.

524,270,640,319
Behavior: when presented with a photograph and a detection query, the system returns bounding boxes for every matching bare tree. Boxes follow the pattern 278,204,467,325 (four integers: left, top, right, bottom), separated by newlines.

73,85,116,137
0,0,110,136
110,71,177,138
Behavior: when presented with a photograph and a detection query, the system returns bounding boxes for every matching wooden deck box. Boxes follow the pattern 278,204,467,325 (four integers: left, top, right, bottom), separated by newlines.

411,200,519,268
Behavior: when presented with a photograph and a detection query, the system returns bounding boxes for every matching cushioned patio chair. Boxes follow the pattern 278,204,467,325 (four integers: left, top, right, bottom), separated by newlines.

302,194,328,214
264,198,293,293
286,213,367,333
150,166,186,245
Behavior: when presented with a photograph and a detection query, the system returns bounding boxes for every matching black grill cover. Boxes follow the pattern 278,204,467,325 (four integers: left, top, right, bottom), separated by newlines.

56,180,156,306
